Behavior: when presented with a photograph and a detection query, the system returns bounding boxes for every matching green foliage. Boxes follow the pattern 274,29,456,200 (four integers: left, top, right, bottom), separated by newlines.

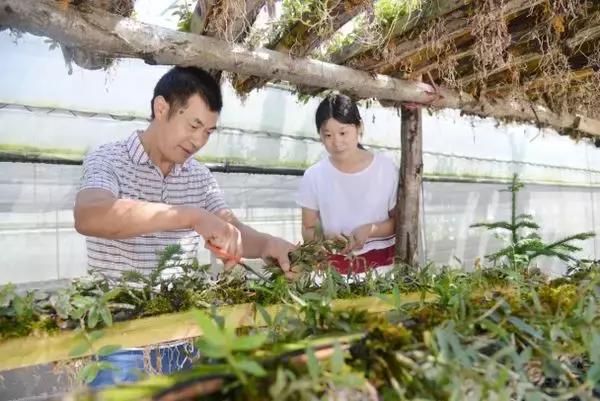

194,310,267,384
327,13,369,54
323,0,423,59
171,1,193,32
104,260,600,401
4,231,600,400
374,0,422,30
471,174,595,269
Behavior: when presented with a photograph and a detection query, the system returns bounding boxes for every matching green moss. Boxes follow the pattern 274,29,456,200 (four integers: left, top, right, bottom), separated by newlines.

0,314,60,339
366,319,412,350
424,171,597,187
0,144,85,160
538,284,578,314
410,303,448,330
0,316,35,339
142,296,175,317
168,288,196,311
194,155,311,170
177,13,192,32
374,0,422,29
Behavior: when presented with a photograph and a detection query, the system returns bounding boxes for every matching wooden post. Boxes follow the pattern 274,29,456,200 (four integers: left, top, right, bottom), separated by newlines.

395,105,423,266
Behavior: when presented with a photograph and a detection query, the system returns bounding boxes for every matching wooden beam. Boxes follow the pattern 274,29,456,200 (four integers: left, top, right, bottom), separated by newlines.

2,0,600,138
395,105,423,266
329,0,472,65
0,294,428,371
576,114,600,135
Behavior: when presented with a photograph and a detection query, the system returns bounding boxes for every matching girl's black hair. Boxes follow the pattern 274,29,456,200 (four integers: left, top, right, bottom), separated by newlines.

315,94,365,149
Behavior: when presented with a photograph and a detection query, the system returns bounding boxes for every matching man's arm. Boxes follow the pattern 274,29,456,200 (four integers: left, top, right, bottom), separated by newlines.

215,209,297,277
74,189,202,238
74,189,243,261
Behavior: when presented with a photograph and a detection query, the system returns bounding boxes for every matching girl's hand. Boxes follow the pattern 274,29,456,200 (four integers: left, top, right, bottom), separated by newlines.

345,223,374,253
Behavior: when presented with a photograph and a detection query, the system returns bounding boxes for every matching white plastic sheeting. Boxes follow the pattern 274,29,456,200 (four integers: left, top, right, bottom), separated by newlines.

2,32,599,184
1,162,598,284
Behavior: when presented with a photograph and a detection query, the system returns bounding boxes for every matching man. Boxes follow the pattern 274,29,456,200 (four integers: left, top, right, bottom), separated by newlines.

73,66,296,387
74,66,296,278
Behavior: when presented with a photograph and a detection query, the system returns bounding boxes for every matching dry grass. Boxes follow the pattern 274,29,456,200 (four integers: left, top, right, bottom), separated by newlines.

470,0,512,79
419,17,460,88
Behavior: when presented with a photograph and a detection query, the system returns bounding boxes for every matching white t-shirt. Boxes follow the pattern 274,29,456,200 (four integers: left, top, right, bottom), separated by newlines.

296,153,399,255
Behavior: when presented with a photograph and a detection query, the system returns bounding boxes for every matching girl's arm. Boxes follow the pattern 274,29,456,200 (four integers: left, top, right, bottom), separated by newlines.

348,209,396,252
301,208,320,242
367,209,396,237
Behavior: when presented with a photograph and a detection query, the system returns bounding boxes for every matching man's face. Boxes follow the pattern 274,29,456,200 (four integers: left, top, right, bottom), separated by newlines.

153,94,219,164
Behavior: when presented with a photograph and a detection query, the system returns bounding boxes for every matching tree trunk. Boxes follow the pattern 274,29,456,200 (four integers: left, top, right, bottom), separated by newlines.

395,106,423,266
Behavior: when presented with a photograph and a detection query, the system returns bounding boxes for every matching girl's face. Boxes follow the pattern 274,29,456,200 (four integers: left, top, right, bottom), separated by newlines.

319,118,361,157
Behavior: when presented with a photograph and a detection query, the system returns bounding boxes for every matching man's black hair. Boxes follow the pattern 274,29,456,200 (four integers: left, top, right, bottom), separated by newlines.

151,66,222,119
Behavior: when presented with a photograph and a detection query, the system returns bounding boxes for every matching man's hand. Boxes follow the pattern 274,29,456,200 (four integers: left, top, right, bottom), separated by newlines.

260,236,298,280
194,210,243,271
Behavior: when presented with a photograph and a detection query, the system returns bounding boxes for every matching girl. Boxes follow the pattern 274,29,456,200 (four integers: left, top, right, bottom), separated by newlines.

296,94,399,274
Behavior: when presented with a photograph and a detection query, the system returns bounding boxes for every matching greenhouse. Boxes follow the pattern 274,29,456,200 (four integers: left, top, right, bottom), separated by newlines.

1,0,599,400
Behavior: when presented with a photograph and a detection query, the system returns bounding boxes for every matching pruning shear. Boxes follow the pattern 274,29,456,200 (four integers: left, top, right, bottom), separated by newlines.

205,242,270,281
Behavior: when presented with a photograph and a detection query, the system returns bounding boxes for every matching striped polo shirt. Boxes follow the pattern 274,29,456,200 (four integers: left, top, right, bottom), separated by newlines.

79,131,227,278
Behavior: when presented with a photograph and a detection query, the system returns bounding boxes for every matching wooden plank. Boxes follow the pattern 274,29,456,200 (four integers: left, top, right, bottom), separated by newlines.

576,114,600,135
457,53,541,86
330,0,472,65
359,0,544,75
484,68,596,96
567,21,600,50
409,48,473,79
405,12,546,79
0,293,430,371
